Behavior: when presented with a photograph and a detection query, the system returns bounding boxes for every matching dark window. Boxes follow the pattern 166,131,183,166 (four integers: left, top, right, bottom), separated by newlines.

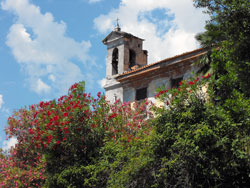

171,77,183,88
129,49,136,68
112,48,118,75
136,87,147,101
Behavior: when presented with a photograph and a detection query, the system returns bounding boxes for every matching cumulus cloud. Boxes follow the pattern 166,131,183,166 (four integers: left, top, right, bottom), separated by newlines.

35,79,51,94
88,0,102,4
94,0,209,63
2,137,17,151
1,0,95,96
0,94,3,109
98,78,106,88
0,94,10,115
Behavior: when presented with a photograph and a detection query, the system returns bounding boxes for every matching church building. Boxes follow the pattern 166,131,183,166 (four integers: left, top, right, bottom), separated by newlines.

102,24,207,103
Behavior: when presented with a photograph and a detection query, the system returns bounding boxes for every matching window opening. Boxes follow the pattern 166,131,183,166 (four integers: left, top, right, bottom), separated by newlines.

129,49,136,69
171,77,183,88
136,87,147,101
113,94,117,102
112,48,118,75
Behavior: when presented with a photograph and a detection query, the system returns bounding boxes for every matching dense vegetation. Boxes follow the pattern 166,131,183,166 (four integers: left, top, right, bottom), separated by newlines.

1,0,250,187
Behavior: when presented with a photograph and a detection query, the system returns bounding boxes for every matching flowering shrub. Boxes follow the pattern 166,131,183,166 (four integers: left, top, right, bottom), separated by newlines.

1,81,152,187
106,99,153,143
0,150,46,188
154,74,211,113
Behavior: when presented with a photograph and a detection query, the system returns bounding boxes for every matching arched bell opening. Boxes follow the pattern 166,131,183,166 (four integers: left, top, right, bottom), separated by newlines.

129,49,136,69
112,48,118,75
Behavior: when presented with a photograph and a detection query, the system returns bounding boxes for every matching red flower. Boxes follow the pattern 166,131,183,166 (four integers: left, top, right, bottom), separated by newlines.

28,128,34,135
53,116,59,121
97,92,101,98
68,94,73,100
33,112,38,119
63,127,69,131
205,73,211,79
189,81,195,85
108,113,117,120
63,112,68,117
47,135,53,144
39,101,44,108
194,77,200,82
56,140,60,145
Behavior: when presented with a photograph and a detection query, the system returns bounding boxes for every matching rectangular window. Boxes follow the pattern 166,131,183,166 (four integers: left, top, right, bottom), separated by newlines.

171,77,183,88
136,87,147,101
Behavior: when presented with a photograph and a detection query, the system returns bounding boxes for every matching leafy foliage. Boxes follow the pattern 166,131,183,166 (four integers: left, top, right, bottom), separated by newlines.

0,82,153,187
151,78,250,187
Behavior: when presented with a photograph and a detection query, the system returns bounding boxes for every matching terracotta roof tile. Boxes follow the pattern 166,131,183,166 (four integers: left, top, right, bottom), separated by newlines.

117,47,207,78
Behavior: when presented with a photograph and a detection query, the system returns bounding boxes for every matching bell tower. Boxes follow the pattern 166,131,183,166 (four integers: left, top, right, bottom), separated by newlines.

102,23,148,103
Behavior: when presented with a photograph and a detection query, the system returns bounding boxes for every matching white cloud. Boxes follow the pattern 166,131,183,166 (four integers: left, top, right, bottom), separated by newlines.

0,94,10,115
98,78,106,88
94,0,209,63
88,0,102,3
34,79,51,94
0,94,3,109
1,0,95,96
49,74,56,82
2,137,17,151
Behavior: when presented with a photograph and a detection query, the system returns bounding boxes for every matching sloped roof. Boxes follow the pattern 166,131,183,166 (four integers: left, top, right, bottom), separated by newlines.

102,30,144,44
117,47,207,81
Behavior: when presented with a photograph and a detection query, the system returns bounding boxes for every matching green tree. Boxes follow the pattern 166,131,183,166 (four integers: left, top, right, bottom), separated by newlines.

195,0,250,98
145,0,250,186
152,78,250,187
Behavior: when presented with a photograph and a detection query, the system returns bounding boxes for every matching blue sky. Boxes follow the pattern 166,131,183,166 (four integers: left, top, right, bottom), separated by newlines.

0,0,208,150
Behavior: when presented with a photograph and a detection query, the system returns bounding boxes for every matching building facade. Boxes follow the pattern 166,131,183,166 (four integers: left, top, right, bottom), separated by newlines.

103,27,207,103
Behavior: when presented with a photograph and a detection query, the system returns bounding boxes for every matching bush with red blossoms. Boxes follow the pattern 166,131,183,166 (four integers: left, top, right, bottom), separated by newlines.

0,148,46,188
1,81,153,187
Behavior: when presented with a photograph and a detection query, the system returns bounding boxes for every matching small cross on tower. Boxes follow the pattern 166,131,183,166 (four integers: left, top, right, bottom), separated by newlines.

114,18,121,31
